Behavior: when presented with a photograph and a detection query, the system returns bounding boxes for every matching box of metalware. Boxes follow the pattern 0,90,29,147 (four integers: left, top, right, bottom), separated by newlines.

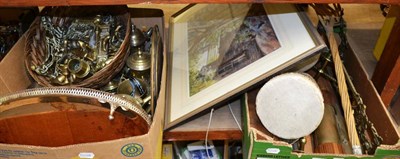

242,42,400,158
0,7,166,159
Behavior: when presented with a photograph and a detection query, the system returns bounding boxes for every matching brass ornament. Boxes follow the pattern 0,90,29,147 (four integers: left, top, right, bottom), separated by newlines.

32,14,125,85
67,58,90,78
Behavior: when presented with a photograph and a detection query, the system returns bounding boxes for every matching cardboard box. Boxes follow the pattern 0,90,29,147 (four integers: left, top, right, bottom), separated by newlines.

0,8,166,159
242,45,400,158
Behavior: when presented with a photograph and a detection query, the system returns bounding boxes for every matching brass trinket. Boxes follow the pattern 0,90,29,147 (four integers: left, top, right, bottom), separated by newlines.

126,48,151,80
33,14,125,85
130,25,146,48
67,58,90,78
116,78,147,98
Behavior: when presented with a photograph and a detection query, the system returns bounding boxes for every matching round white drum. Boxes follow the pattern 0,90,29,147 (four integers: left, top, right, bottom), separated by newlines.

256,72,324,139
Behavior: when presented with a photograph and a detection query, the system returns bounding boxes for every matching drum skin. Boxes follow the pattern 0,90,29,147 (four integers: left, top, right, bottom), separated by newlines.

256,73,324,139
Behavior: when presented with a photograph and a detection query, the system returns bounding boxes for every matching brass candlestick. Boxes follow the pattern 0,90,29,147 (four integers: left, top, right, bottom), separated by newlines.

126,48,151,81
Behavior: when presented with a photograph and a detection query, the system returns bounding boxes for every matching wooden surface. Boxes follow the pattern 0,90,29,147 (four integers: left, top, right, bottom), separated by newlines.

0,0,398,7
163,99,242,141
344,43,400,145
164,130,243,141
314,76,346,154
390,91,400,130
371,5,400,108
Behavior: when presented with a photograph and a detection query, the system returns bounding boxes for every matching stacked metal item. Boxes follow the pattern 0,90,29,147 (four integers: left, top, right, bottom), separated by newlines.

25,6,130,88
100,24,162,116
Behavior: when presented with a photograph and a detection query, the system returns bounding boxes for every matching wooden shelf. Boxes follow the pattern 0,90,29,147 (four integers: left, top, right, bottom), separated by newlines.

164,130,242,141
2,0,398,145
163,99,243,141
0,0,397,7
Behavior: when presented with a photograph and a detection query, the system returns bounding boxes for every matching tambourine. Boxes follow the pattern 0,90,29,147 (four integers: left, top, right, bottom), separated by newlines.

256,72,324,139
0,87,151,147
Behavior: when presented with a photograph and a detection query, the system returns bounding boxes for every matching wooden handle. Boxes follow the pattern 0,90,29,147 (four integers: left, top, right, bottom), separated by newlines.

314,70,353,154
314,105,343,154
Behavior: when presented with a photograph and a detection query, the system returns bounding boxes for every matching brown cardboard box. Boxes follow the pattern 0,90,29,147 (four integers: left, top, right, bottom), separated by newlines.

0,8,166,159
242,44,400,158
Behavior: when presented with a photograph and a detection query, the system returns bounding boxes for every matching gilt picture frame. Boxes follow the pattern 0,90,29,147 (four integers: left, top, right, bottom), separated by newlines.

165,4,326,129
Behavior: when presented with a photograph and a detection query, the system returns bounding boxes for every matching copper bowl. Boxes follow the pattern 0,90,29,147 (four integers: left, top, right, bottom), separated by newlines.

0,87,150,147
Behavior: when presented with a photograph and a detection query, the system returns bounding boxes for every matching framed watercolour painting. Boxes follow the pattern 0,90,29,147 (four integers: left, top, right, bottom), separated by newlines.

166,4,326,129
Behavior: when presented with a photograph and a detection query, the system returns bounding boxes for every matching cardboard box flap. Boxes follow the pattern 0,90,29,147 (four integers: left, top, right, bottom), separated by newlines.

0,36,32,96
243,92,293,158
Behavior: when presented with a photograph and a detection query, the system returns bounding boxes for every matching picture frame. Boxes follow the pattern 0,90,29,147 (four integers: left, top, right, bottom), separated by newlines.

165,4,326,129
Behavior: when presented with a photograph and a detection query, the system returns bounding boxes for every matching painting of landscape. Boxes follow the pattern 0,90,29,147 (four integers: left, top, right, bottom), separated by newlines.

188,4,281,96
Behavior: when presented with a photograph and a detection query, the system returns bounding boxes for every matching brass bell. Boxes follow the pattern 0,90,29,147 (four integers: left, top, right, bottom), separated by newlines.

67,58,90,78
53,74,67,85
69,73,76,83
101,80,119,92
57,64,69,76
117,78,148,99
126,48,150,71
